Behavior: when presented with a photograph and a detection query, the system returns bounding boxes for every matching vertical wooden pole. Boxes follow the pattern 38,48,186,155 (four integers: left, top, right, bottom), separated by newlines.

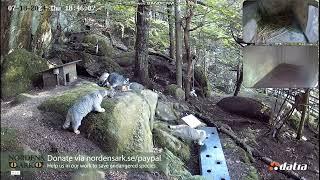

296,88,311,140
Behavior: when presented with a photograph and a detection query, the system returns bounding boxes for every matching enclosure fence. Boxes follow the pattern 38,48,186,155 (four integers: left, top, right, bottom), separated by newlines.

265,88,319,119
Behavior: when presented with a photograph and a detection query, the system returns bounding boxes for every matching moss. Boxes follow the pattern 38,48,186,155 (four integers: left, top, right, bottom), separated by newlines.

244,166,260,180
34,18,52,55
83,53,123,76
39,85,155,154
153,122,191,162
166,84,185,101
13,93,34,104
38,84,104,115
1,128,22,152
240,149,251,164
1,49,49,98
16,10,33,50
157,148,204,180
113,51,135,67
83,34,114,57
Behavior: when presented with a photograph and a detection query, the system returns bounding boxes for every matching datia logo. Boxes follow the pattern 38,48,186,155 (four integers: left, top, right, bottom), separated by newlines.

269,161,308,171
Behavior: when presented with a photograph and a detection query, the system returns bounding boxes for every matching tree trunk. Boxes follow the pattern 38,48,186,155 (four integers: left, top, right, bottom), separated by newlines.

167,4,175,59
296,88,311,140
183,0,195,100
0,0,13,56
135,0,151,85
233,63,243,96
175,0,183,88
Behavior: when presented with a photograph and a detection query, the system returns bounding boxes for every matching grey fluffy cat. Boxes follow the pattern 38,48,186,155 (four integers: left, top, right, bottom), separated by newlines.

169,125,207,145
62,90,115,134
98,72,129,88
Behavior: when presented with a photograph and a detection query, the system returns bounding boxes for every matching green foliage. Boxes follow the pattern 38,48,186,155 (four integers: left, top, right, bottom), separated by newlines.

149,19,170,51
190,0,243,67
244,166,260,180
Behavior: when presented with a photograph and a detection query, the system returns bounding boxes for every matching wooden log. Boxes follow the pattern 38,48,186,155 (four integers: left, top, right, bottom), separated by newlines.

148,50,174,62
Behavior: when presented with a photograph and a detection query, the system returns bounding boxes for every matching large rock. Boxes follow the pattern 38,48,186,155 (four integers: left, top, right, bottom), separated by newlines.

217,96,271,123
156,101,178,121
1,49,49,98
153,121,190,162
39,84,158,153
83,33,114,57
82,53,123,77
165,84,185,101
157,148,203,180
113,51,135,67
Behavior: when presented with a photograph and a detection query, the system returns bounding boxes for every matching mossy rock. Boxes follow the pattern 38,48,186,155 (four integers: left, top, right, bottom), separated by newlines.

157,148,204,180
155,101,178,121
83,34,114,57
113,51,135,67
153,121,191,162
83,53,123,77
39,85,158,154
165,84,185,101
1,49,49,98
38,84,103,115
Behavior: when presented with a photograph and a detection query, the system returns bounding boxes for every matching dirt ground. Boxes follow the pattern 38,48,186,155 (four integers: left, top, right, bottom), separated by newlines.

1,81,166,180
1,78,319,180
188,94,319,180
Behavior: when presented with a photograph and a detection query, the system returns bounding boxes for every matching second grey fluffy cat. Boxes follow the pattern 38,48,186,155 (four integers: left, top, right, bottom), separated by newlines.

62,90,115,134
169,125,207,145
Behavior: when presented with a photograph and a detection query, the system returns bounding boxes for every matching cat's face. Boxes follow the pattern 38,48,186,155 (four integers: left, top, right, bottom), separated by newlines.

98,73,109,84
197,130,207,146
124,78,130,84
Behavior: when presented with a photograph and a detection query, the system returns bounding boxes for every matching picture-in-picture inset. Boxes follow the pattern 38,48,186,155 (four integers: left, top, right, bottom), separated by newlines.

243,0,319,44
243,45,319,88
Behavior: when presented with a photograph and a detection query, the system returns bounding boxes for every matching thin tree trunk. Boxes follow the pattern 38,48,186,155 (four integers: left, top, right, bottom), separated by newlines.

135,0,150,85
184,0,195,100
175,0,183,88
233,63,243,96
296,88,311,140
167,4,175,59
